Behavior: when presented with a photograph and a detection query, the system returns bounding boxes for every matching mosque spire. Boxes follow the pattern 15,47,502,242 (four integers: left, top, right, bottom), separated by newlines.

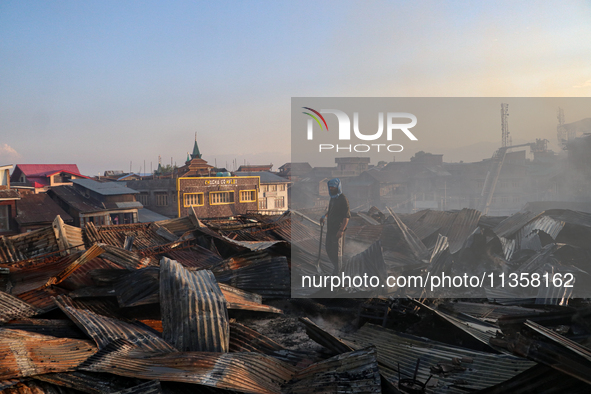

191,132,202,159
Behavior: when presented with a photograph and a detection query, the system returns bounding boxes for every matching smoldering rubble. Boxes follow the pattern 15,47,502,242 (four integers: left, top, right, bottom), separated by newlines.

1,206,591,393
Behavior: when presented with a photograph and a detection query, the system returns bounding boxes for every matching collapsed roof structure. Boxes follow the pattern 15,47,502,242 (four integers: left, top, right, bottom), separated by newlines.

1,205,591,393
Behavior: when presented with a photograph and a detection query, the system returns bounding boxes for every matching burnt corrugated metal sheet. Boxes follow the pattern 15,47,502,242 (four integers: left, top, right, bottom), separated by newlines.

163,246,223,269
35,371,146,394
493,211,542,238
475,364,591,394
9,253,82,295
335,240,387,297
154,216,196,236
111,380,162,394
160,258,229,352
508,320,591,385
220,237,286,252
0,228,59,264
45,244,105,287
499,236,516,260
16,287,67,313
210,255,290,298
430,234,449,264
283,347,381,394
54,295,175,352
98,245,154,270
0,379,21,391
545,209,591,228
345,324,535,394
0,380,82,393
446,208,482,254
79,339,295,394
0,328,96,380
113,267,159,307
220,284,283,314
0,291,40,323
439,302,551,323
386,207,429,260
113,265,281,313
298,317,354,355
229,322,313,366
413,299,508,354
517,215,564,244
4,318,85,339
84,223,172,251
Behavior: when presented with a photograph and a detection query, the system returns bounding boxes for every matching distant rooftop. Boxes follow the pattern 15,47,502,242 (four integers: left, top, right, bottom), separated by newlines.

14,164,83,177
234,171,290,183
72,178,139,195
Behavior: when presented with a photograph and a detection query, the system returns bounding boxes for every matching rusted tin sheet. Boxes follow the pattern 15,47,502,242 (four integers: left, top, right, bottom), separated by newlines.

45,244,105,286
9,253,81,295
494,211,542,238
298,317,354,355
446,208,482,254
54,295,175,352
35,371,147,394
210,255,290,298
475,364,591,394
84,222,172,251
3,318,85,339
0,379,82,393
79,339,295,394
160,258,229,352
346,324,534,394
0,291,40,323
508,320,591,385
16,287,67,313
0,328,96,380
283,347,381,394
229,322,313,366
0,228,59,264
111,381,163,394
220,284,283,314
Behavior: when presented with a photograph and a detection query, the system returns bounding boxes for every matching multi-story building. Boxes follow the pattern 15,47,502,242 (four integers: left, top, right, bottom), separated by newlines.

235,171,289,214
48,178,142,227
177,176,259,218
10,164,88,193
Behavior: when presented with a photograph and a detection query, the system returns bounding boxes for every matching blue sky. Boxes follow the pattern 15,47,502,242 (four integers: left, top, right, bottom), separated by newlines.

1,1,590,175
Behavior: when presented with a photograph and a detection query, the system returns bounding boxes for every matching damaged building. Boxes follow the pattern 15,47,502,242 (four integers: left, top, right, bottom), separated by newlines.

0,200,591,393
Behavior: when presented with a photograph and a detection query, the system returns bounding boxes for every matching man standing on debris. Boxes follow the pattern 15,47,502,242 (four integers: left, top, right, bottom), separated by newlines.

320,178,350,275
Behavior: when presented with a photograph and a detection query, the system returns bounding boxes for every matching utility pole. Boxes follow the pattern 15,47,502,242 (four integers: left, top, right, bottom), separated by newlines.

501,103,510,147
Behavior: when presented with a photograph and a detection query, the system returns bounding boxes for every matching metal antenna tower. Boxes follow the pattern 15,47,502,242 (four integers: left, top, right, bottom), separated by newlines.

557,107,567,148
501,103,510,147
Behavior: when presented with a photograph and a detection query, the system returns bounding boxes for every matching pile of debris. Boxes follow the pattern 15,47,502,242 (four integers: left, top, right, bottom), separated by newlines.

0,206,591,393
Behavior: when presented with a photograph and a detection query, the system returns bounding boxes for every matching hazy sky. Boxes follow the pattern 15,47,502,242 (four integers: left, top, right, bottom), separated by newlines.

1,1,590,175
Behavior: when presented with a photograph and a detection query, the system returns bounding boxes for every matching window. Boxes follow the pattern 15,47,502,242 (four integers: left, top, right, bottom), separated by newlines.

240,190,256,202
270,184,277,192
279,184,285,191
260,185,267,192
210,191,235,205
138,192,149,206
184,193,204,207
0,206,9,231
258,199,267,209
274,196,285,209
156,192,168,206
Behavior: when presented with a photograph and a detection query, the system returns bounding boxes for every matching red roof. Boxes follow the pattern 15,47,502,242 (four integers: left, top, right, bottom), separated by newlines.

14,164,83,177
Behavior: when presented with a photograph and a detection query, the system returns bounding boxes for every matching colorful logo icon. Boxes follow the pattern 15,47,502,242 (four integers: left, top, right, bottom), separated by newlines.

302,107,329,131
